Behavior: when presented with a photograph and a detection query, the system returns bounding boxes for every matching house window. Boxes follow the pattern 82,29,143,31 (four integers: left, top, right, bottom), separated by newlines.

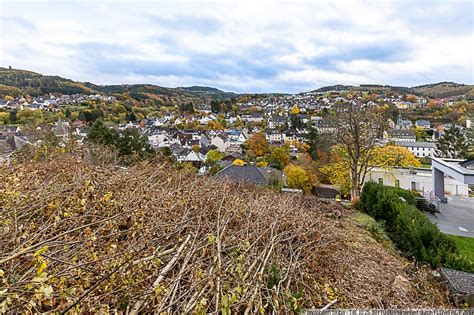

378,178,383,185
395,180,400,188
411,182,416,190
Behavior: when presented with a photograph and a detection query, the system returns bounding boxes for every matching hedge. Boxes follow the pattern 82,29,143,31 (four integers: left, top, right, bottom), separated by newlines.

360,181,474,272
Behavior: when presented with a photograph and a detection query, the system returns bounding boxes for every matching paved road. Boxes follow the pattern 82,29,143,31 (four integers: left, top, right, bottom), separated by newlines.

427,195,474,238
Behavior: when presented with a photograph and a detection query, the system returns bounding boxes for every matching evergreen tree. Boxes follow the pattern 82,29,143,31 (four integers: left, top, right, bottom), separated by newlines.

115,128,154,160
304,127,318,160
87,120,119,146
126,111,137,122
8,110,17,123
435,124,469,159
64,108,71,119
289,115,301,130
210,100,221,113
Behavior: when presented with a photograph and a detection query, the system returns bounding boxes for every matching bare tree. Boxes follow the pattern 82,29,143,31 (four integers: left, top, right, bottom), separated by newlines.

331,103,386,201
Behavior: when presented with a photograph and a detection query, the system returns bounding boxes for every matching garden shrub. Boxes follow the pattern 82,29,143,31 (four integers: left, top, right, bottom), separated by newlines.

360,181,472,272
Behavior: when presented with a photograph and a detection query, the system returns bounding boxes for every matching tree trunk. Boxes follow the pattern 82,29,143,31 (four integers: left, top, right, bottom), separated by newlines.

350,164,360,201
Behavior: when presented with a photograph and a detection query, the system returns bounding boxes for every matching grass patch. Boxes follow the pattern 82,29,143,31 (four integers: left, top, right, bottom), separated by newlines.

350,211,376,228
349,212,393,250
418,164,432,169
449,235,474,262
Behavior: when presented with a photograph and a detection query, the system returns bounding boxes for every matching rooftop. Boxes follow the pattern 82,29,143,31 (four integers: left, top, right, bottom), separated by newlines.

440,268,474,294
396,141,436,148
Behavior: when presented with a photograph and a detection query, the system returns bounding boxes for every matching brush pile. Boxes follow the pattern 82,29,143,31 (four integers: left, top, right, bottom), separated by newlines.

0,156,450,313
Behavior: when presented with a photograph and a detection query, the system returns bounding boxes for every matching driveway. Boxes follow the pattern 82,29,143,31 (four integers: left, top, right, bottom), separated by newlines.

427,195,474,238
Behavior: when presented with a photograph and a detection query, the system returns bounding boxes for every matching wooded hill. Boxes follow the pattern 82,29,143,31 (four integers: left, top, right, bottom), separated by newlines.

0,67,236,106
313,82,474,99
2,67,472,103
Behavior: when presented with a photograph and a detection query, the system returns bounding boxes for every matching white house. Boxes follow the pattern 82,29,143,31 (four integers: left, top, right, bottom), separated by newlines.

210,135,229,152
365,167,469,197
396,141,436,158
175,149,206,164
148,133,175,148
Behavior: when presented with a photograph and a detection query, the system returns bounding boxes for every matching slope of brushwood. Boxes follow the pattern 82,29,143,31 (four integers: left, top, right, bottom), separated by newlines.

0,156,451,313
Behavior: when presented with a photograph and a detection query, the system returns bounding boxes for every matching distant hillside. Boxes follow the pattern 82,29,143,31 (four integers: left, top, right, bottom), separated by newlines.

179,86,238,99
314,84,354,92
411,82,474,99
0,68,239,106
314,82,473,99
0,67,96,96
2,67,472,101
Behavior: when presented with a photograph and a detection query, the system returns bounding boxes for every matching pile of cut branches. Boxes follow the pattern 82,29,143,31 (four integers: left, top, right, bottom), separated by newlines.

0,156,450,313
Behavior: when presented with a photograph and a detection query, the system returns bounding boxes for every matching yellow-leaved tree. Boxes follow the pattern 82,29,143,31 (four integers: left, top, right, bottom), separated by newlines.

247,132,269,157
320,145,420,197
284,164,311,192
0,112,9,125
291,104,300,115
233,159,245,166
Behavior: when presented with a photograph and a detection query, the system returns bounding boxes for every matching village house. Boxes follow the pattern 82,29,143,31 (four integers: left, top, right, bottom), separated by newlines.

210,134,229,152
396,141,436,158
265,129,283,143
384,129,416,142
415,120,431,130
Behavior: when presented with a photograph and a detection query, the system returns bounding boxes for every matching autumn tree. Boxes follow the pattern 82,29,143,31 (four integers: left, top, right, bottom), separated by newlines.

427,99,438,109
291,104,300,115
405,94,418,103
436,124,469,159
413,126,428,141
284,164,311,192
0,111,9,125
233,159,245,166
247,132,269,157
371,145,421,167
293,152,319,188
17,109,44,126
206,149,222,165
268,145,290,169
331,103,387,200
206,121,224,130
320,145,421,197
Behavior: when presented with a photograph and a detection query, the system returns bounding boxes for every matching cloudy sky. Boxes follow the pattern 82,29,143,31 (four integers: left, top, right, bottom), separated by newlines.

1,0,473,93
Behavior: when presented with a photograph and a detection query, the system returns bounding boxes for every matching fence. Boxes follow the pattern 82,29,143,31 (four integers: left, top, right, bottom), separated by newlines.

303,310,474,315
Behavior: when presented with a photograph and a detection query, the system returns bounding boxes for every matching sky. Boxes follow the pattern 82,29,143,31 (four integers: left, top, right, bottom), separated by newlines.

0,0,473,93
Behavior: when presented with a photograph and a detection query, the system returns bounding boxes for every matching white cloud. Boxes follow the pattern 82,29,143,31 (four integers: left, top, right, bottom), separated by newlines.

0,0,472,93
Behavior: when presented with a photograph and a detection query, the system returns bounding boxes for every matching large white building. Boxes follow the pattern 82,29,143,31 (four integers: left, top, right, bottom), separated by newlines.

365,167,469,197
396,141,436,158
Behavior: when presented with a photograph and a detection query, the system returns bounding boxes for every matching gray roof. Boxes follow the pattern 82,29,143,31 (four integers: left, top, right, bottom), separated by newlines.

215,165,282,185
440,267,474,294
415,120,431,126
388,129,415,137
396,141,436,148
